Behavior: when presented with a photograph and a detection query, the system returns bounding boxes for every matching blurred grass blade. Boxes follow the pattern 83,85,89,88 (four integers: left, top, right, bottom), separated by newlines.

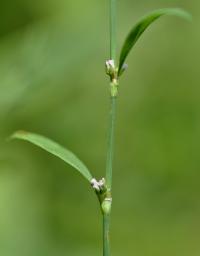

11,131,93,182
118,8,192,75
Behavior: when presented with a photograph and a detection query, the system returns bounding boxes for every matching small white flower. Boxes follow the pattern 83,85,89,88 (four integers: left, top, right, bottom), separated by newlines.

91,178,106,192
106,60,115,69
105,59,115,75
91,178,100,191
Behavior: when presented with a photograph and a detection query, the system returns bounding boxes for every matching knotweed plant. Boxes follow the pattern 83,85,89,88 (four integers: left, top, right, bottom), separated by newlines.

11,2,191,256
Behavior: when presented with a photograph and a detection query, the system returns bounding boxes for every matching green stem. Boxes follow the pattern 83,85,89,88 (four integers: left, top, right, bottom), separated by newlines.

106,96,116,189
103,1,117,256
103,95,116,256
110,0,117,61
103,214,111,256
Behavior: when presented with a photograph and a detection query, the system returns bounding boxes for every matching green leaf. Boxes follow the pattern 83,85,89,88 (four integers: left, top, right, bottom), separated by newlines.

118,8,192,75
11,131,93,182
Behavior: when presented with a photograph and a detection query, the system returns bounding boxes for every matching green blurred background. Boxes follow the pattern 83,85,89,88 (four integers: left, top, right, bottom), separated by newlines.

0,0,199,255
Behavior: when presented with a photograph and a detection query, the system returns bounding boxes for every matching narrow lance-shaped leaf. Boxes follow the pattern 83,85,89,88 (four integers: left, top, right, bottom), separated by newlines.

11,131,93,182
118,8,192,75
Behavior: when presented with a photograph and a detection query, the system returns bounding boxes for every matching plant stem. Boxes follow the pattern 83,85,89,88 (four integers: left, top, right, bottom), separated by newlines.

103,214,111,256
105,96,116,190
103,95,116,256
103,1,117,256
110,0,117,61
103,93,117,256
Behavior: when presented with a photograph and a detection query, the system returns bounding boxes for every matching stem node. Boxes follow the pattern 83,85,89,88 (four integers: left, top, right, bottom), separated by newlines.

101,198,112,215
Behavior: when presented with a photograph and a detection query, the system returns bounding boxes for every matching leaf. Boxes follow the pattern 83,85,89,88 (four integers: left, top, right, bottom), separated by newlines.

10,131,93,182
118,8,192,75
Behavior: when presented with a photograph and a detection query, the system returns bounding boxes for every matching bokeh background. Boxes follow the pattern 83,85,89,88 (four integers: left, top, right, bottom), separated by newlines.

0,0,199,255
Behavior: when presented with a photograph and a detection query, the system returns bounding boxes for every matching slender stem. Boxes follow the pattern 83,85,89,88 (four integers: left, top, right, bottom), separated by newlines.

102,1,117,256
106,97,116,189
110,0,117,61
103,93,116,256
103,214,111,256
107,0,117,196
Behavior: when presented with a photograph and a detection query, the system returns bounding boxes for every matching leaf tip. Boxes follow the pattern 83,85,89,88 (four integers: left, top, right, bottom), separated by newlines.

165,8,192,22
9,130,28,140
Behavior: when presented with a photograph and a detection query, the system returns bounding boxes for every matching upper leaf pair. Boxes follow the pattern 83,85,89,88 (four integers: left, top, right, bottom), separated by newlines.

118,8,192,76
